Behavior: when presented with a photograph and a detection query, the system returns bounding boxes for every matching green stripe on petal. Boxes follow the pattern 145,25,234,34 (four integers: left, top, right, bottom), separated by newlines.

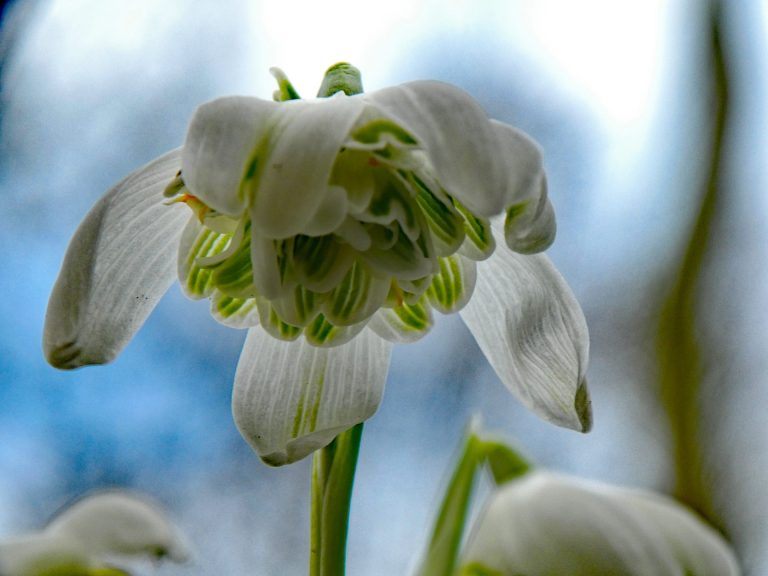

410,173,465,256
350,118,418,147
368,298,433,343
210,290,260,328
427,255,477,314
271,284,324,327
304,314,367,348
362,226,436,281
211,220,256,298
257,300,302,341
178,217,233,299
292,235,354,293
455,200,495,261
324,261,390,326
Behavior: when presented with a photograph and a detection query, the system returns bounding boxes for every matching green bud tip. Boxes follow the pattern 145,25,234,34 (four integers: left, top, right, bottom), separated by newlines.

317,62,364,97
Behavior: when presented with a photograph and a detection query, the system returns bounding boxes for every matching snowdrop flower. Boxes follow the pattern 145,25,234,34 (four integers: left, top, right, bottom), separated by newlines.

0,491,187,576
460,471,740,576
44,64,591,465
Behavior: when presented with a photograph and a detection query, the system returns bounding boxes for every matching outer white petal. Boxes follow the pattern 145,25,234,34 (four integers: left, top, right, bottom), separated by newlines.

0,491,187,575
47,491,188,562
0,533,85,576
182,96,279,216
44,149,188,369
621,491,741,576
251,95,366,238
459,236,591,432
461,472,740,576
233,327,392,466
365,81,509,217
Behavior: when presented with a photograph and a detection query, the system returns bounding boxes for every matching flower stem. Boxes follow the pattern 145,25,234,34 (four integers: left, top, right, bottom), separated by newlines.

309,423,364,576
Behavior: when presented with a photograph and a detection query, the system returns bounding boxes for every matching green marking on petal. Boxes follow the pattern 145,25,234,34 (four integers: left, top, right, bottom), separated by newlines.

257,300,302,341
351,118,418,147
292,356,326,439
325,261,389,326
363,230,430,280
364,173,420,239
427,255,477,314
181,224,232,299
210,291,259,328
272,284,324,327
411,173,465,256
305,314,338,346
454,200,495,260
211,220,256,298
292,235,354,293
393,299,432,332
304,313,368,347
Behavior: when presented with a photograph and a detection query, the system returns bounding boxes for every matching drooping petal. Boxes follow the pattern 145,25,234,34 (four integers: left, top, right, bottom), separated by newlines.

366,81,510,217
489,120,545,206
489,120,556,254
461,472,740,576
459,237,591,432
251,95,366,238
182,96,279,216
44,149,188,369
233,327,392,465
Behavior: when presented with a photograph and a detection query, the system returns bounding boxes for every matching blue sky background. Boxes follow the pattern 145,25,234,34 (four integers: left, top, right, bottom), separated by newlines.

2,0,768,574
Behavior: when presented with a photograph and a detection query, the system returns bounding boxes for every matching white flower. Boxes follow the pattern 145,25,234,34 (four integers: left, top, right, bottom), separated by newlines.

0,491,187,576
44,65,591,465
460,471,740,576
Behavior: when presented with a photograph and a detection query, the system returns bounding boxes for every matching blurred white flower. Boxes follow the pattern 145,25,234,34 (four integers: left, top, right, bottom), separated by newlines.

44,64,591,465
460,471,740,576
0,491,187,576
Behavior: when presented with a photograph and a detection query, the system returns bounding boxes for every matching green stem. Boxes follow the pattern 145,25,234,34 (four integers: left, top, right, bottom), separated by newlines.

309,423,364,576
657,0,727,528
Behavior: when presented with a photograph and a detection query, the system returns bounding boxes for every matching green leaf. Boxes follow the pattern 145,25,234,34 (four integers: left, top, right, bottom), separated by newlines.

457,562,505,576
480,439,532,486
417,430,486,576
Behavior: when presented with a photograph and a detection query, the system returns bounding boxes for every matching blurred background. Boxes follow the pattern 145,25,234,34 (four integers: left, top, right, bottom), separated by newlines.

1,0,767,574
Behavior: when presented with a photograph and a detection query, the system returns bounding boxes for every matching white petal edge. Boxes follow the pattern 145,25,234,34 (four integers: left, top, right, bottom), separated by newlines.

366,81,509,217
459,236,591,432
182,96,279,216
461,472,740,576
233,327,392,465
44,149,188,369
